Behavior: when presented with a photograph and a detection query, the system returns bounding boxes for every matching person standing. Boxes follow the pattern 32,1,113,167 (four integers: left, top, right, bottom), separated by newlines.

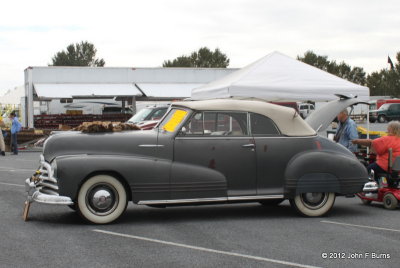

334,109,358,152
0,117,5,156
9,111,22,155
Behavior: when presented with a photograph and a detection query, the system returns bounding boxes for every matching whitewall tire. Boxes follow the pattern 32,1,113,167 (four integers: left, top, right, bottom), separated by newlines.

77,175,127,224
290,192,335,217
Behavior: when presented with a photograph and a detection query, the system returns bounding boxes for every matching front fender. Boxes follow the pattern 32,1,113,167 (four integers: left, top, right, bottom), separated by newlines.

284,150,368,198
55,154,170,202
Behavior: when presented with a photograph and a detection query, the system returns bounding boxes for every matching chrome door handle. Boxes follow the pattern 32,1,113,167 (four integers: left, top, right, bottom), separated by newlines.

241,144,255,148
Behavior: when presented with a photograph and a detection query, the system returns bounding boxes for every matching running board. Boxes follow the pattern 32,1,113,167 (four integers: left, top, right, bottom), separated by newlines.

138,195,284,205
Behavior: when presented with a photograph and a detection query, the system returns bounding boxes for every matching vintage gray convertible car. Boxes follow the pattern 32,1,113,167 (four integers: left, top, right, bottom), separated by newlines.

25,99,368,224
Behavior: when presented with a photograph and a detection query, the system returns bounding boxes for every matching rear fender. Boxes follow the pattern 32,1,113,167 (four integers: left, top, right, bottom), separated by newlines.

284,150,368,198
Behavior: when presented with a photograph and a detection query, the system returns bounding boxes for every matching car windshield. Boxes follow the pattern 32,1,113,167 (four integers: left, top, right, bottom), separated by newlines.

128,108,153,123
378,104,391,110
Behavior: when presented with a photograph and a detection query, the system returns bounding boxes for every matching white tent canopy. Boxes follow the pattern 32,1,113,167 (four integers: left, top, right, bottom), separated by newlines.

0,86,24,105
191,51,369,102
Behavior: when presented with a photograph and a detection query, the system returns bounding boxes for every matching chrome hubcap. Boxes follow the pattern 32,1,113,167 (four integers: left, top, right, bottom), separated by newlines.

300,193,328,210
86,184,119,216
92,190,113,210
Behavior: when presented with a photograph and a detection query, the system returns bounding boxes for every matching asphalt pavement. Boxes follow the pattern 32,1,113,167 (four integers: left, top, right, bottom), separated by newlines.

0,145,399,268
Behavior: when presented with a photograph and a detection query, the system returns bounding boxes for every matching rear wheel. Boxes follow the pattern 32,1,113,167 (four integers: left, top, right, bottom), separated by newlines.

383,193,398,210
290,192,335,217
378,115,386,123
77,175,127,224
259,199,284,206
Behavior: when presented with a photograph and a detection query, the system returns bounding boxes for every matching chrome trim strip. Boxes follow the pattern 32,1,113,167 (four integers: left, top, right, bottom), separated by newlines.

139,197,227,205
176,136,316,140
175,137,255,140
252,136,316,139
228,195,283,201
138,195,284,205
138,144,165,148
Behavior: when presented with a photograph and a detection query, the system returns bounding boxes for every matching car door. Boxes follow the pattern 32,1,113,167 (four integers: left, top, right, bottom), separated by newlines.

251,113,315,195
172,111,257,199
391,104,400,120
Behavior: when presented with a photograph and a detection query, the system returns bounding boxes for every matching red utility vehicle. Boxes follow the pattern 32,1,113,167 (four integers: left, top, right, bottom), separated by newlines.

357,150,400,209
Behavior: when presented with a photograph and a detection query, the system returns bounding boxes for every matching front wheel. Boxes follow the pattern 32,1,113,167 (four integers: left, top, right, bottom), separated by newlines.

378,115,386,123
383,193,398,210
77,175,127,224
290,192,335,217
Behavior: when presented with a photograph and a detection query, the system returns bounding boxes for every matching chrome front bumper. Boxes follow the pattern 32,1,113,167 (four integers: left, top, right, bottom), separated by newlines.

25,155,73,205
25,178,73,205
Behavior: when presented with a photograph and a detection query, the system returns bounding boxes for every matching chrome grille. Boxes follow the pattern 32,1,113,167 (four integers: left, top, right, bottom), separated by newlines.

36,155,59,196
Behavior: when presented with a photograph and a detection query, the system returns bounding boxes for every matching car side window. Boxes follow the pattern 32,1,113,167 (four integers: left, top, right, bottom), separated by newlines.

151,108,167,120
214,112,248,136
250,113,280,135
179,111,248,136
179,112,205,135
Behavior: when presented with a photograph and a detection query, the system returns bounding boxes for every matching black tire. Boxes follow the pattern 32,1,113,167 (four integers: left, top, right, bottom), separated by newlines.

378,115,386,123
369,119,376,123
77,175,128,224
361,199,372,205
259,199,284,206
290,192,335,217
383,193,398,210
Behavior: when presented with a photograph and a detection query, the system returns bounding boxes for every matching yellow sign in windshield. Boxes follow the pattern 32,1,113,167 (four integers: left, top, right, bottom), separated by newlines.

163,110,187,132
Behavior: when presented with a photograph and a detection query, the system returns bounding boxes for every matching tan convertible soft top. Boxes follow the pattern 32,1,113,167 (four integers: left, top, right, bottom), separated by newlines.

172,99,316,136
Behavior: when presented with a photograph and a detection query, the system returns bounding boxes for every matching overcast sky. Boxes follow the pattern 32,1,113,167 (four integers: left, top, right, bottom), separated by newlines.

1,0,399,95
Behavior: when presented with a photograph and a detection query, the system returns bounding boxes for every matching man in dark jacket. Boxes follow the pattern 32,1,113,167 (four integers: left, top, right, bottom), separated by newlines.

9,112,22,155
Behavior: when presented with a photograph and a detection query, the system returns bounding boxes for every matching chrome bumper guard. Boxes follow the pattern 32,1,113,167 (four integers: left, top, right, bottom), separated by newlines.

25,155,73,205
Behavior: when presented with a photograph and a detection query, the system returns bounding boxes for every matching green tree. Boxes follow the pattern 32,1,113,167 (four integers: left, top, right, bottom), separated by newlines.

163,47,230,68
51,41,105,67
297,51,366,85
366,52,400,97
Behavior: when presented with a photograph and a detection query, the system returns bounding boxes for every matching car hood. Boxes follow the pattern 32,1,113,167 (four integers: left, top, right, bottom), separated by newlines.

305,96,369,132
43,129,158,162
